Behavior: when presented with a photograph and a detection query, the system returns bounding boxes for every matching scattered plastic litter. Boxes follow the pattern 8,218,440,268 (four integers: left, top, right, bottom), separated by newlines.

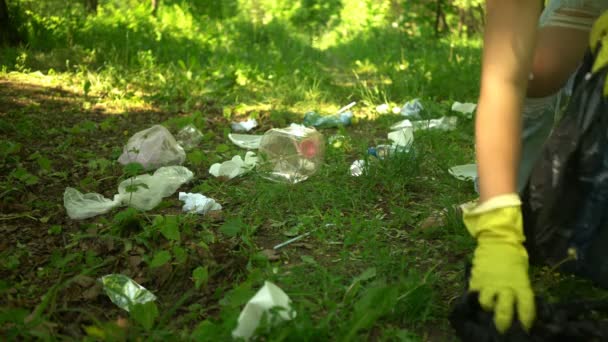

451,101,477,117
118,125,186,170
303,102,356,128
388,127,414,147
176,124,204,151
257,124,325,184
350,160,366,177
232,281,296,340
390,119,413,131
400,98,423,118
99,274,157,312
367,144,410,159
178,192,221,214
231,118,258,132
413,116,458,131
209,151,258,179
376,103,390,114
228,133,262,150
448,164,477,181
64,166,194,219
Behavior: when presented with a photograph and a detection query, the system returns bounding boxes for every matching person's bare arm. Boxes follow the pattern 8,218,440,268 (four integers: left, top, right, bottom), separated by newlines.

476,0,542,201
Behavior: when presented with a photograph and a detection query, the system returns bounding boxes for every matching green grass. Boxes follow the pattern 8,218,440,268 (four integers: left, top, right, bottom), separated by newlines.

1,1,602,341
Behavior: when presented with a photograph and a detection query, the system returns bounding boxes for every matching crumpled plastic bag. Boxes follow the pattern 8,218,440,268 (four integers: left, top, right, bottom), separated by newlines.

231,119,258,132
229,133,262,149
521,48,608,286
388,127,414,147
178,192,221,214
451,102,477,117
400,98,423,118
449,164,477,181
64,166,194,219
412,116,458,131
99,274,157,312
176,124,204,151
209,151,258,179
118,125,186,170
232,281,296,340
350,160,366,176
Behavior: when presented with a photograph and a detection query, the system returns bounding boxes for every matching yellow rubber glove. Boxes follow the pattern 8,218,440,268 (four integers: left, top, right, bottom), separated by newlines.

461,194,535,333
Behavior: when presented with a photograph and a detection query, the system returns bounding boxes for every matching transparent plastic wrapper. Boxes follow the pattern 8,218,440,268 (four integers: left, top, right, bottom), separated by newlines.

451,102,477,117
116,166,194,211
99,274,157,312
400,98,423,118
375,103,390,114
176,124,204,151
448,164,477,181
209,151,258,179
64,166,194,219
521,48,608,287
228,133,262,149
302,102,356,128
257,124,325,184
232,281,295,340
388,127,414,147
118,125,186,169
231,118,258,132
350,160,366,177
178,192,221,214
63,189,121,220
412,116,458,131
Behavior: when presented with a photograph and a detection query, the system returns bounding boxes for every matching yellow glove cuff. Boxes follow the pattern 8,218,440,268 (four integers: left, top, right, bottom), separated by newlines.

461,193,525,244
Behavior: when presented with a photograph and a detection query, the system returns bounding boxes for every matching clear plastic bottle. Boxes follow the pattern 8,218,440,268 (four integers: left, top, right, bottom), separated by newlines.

257,124,325,184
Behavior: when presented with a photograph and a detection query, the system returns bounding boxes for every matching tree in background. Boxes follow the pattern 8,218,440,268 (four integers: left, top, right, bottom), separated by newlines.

0,0,21,46
84,0,98,14
152,0,159,16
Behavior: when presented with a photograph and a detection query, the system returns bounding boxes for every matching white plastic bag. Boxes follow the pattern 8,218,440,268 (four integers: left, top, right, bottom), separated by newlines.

64,188,121,220
178,192,222,214
176,124,204,151
118,125,186,170
232,281,295,340
64,166,194,219
117,166,194,211
209,151,258,179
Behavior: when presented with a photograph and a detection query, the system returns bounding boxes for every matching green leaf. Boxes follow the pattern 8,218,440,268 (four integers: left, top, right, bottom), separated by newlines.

36,156,52,171
159,216,180,241
215,144,230,153
130,301,158,331
123,163,145,177
187,150,205,166
48,225,62,235
173,245,187,264
149,250,172,268
192,266,208,289
353,267,377,283
219,218,245,237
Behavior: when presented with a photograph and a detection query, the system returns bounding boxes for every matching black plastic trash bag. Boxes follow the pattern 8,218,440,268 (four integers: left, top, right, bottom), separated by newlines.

521,45,608,287
449,265,608,342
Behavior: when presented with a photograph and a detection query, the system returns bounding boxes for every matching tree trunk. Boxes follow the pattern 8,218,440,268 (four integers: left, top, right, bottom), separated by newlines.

0,0,21,46
151,0,159,17
84,0,98,14
434,0,442,36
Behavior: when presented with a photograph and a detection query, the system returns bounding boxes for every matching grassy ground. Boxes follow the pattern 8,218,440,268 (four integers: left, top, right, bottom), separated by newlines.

2,2,607,341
